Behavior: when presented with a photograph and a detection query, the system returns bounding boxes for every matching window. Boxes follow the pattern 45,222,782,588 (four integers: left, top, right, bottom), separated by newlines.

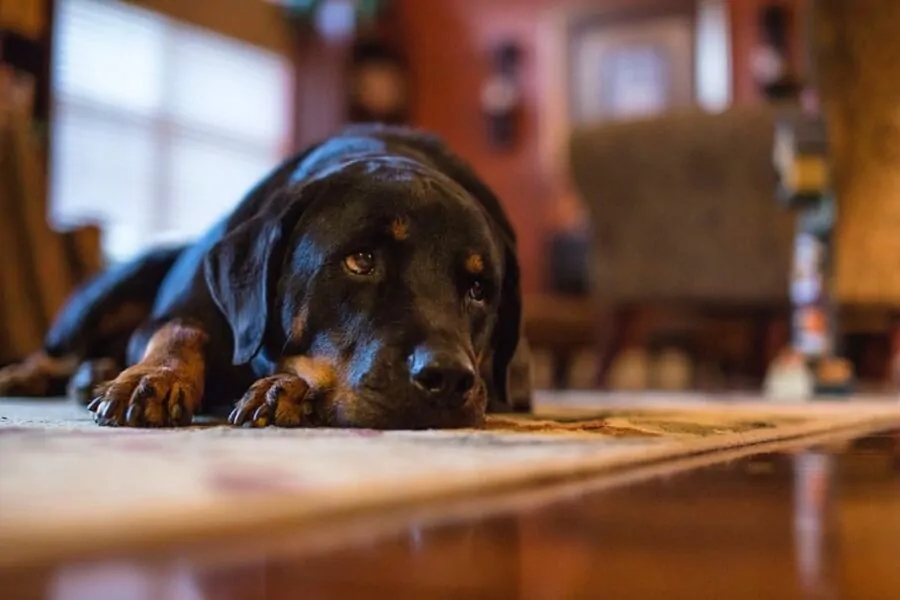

50,0,293,264
695,0,732,112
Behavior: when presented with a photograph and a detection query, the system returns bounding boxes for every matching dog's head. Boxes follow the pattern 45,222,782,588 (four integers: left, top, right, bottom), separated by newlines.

204,153,521,429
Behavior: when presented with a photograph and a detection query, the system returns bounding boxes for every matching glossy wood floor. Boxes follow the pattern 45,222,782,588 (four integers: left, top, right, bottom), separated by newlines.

3,428,898,600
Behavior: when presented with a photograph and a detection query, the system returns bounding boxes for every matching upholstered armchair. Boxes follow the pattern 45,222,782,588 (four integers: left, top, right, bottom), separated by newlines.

569,106,797,387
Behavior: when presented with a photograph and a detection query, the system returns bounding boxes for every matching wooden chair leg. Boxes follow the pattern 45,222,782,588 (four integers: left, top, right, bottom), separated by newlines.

889,314,900,389
595,306,638,389
594,310,618,389
757,310,791,382
551,350,572,390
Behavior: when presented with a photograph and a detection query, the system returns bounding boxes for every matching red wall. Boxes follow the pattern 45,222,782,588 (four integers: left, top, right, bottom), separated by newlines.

394,0,554,294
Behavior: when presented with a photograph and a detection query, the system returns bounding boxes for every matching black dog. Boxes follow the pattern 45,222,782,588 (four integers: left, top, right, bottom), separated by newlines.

0,124,531,429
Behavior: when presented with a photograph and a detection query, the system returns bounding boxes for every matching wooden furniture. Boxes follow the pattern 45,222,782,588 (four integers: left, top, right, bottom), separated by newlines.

0,68,101,365
809,0,900,388
811,0,900,308
522,294,597,389
569,106,797,388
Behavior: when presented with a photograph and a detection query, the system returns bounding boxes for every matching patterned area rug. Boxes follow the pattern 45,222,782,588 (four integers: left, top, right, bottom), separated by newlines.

1,392,897,569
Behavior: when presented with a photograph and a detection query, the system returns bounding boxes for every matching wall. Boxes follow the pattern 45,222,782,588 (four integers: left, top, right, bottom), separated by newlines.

122,0,299,162
125,0,292,53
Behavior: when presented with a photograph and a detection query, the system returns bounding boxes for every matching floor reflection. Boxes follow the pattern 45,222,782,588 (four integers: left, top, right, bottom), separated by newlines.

13,429,900,600
791,451,837,599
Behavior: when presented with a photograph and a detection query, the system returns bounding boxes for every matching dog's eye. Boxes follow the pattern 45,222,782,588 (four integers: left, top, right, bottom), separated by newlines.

344,251,376,276
467,280,486,303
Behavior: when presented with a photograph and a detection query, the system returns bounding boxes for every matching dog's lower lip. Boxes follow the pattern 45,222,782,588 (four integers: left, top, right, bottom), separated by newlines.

357,385,392,406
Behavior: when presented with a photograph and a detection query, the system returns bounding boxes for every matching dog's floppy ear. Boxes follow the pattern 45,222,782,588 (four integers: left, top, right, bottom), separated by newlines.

203,187,311,365
490,239,523,408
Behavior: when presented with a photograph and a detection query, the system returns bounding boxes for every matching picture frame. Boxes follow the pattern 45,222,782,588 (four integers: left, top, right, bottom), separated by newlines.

566,4,697,126
537,1,731,174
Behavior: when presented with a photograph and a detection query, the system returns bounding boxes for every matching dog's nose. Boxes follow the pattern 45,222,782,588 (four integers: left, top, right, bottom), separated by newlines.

410,348,476,406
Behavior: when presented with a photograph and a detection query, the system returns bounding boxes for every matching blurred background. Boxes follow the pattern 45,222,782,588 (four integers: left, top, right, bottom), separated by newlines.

1,0,898,395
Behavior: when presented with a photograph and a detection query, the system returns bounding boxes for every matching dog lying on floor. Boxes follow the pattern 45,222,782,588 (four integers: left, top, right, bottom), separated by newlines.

0,124,532,429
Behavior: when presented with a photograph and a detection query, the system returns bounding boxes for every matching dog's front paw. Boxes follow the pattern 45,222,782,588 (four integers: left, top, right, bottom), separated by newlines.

0,354,73,397
0,363,45,396
229,374,313,428
88,365,199,427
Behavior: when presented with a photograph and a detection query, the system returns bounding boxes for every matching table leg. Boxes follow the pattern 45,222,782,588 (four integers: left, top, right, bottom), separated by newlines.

889,314,900,389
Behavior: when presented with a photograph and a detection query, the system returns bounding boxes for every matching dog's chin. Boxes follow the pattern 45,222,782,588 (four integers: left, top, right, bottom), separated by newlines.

321,390,487,430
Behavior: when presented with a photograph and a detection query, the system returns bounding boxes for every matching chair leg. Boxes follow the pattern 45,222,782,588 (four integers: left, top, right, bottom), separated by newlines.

595,306,638,389
758,310,791,383
889,314,900,389
551,350,572,390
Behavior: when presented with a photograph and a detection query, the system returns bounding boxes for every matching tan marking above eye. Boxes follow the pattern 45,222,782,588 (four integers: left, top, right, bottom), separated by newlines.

390,217,409,241
465,253,484,274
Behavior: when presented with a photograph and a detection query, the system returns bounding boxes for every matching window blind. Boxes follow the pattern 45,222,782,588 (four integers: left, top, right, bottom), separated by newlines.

49,0,293,264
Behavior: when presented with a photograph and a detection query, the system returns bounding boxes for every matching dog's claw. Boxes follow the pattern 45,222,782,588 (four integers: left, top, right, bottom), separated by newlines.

231,374,312,428
125,403,143,426
228,405,250,426
170,402,183,425
99,399,118,420
266,384,282,404
252,403,269,427
86,365,197,428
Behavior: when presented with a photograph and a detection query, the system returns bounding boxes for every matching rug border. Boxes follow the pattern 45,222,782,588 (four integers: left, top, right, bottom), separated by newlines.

72,420,887,574
1,403,897,569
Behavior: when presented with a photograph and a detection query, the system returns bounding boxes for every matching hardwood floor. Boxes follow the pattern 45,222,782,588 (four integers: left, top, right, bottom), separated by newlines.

3,428,898,600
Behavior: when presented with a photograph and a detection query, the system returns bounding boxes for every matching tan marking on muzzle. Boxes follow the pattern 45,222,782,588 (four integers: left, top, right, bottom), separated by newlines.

280,355,339,391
